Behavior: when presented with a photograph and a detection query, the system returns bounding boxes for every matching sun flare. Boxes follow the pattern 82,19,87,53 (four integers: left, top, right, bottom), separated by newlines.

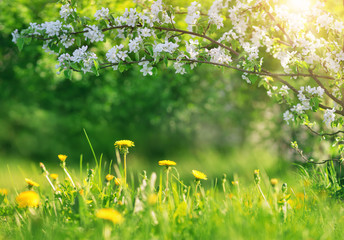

286,0,312,12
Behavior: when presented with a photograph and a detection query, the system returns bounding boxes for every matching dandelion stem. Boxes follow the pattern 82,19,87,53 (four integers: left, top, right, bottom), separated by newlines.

256,184,268,203
124,152,127,185
45,175,56,192
64,167,76,188
166,168,170,190
115,148,121,164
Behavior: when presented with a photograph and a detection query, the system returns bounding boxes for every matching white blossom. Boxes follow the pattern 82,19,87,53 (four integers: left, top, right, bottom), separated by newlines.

139,61,153,76
283,110,294,124
60,4,76,21
185,39,199,59
208,0,224,29
83,25,104,43
208,47,232,64
70,46,89,62
41,20,62,37
323,108,336,127
185,2,201,31
129,36,143,53
94,7,109,20
11,29,19,44
106,44,128,63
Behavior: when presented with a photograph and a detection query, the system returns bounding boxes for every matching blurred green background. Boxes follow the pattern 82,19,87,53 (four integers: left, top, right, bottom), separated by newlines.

2,0,335,189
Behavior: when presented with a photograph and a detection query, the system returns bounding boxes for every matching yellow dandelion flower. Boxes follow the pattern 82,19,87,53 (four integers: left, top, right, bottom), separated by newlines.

105,174,115,182
254,169,260,175
96,208,123,224
0,189,8,196
114,140,135,149
158,160,176,166
270,178,278,186
58,154,67,162
16,191,40,208
25,178,39,187
50,173,58,180
192,170,207,180
115,178,121,186
148,193,158,205
231,181,239,186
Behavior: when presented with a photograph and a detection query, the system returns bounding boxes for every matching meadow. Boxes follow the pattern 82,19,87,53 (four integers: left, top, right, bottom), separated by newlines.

1,137,343,240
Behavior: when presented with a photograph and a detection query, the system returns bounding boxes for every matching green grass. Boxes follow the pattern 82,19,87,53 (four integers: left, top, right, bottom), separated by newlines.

0,146,344,240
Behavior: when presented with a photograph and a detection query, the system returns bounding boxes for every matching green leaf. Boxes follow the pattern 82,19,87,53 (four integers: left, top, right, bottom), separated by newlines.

64,69,72,80
16,38,24,52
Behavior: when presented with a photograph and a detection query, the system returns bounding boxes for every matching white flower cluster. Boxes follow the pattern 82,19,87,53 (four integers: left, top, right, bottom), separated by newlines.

94,7,109,20
185,2,201,31
283,110,294,124
106,44,128,64
120,8,139,27
174,55,186,75
323,108,336,127
59,34,75,48
56,46,97,73
208,47,232,64
83,25,104,43
289,86,324,115
138,60,153,76
150,0,171,24
153,40,179,60
60,4,76,21
208,0,224,29
129,36,143,53
185,39,199,60
11,29,19,43
41,20,63,37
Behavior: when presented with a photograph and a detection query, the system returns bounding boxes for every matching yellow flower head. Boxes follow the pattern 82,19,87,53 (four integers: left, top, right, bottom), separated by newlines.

114,140,135,149
254,169,260,175
192,170,207,180
16,191,40,208
50,173,58,180
115,178,121,186
96,208,123,224
25,178,39,187
105,174,115,182
148,193,158,205
0,189,8,196
231,181,239,186
270,178,278,186
158,160,176,166
58,154,67,162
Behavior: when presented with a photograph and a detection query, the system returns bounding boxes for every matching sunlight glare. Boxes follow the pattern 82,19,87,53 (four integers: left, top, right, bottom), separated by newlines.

286,0,312,12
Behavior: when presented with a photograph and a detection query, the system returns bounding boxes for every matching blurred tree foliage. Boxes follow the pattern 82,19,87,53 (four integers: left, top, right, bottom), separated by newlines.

0,0,311,163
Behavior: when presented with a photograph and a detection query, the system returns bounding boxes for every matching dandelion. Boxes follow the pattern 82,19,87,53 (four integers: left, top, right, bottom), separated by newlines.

114,140,135,149
270,178,278,187
58,154,76,188
253,169,260,184
106,174,115,182
96,208,124,224
148,193,158,205
114,139,135,185
192,170,207,180
25,178,39,189
0,189,8,196
50,173,58,180
115,178,121,186
159,160,176,190
16,191,40,208
58,154,67,162
231,181,239,186
158,160,176,166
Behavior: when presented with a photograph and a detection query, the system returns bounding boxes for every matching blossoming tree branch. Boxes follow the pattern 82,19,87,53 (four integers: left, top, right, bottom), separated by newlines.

12,0,344,162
